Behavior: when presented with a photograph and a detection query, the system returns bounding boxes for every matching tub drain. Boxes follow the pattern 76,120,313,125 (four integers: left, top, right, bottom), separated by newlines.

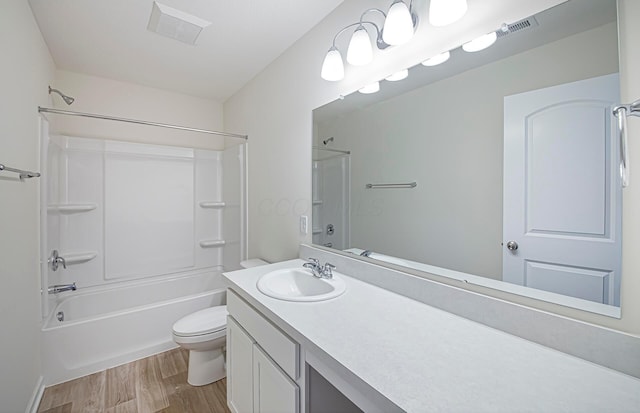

56,311,64,322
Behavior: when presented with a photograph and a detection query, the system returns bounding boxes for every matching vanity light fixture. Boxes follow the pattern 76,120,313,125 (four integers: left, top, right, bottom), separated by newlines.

428,0,468,27
320,1,418,81
421,50,451,66
320,18,387,81
321,47,345,81
385,69,409,81
462,31,498,52
347,25,374,66
383,1,418,46
359,82,380,94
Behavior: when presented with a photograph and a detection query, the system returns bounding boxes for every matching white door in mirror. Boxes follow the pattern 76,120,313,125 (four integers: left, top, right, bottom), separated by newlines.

503,73,621,305
256,268,346,301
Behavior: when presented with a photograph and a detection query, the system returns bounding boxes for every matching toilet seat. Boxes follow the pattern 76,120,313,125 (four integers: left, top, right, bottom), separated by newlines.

173,305,227,337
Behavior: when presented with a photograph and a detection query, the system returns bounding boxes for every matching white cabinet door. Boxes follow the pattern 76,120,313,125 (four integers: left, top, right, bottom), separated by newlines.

253,345,299,413
227,316,255,413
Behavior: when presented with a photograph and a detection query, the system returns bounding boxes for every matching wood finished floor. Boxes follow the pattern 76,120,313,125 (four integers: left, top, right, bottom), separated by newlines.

37,348,231,413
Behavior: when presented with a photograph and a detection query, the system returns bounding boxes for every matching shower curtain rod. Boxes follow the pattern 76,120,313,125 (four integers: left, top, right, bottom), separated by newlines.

312,146,350,155
38,107,248,140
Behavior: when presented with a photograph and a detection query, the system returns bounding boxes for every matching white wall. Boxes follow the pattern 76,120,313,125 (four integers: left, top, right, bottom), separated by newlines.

317,23,618,280
50,70,226,150
224,0,640,334
0,1,55,411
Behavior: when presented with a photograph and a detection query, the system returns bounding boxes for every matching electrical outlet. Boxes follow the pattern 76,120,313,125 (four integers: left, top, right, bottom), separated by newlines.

300,215,308,235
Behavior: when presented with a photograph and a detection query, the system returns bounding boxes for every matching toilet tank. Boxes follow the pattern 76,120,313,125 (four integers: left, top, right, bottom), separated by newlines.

240,259,269,269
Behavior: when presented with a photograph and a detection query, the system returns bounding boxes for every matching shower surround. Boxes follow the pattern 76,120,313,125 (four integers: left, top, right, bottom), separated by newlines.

40,126,246,384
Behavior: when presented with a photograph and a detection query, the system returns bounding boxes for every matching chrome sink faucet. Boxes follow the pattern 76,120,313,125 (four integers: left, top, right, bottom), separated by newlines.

303,258,336,279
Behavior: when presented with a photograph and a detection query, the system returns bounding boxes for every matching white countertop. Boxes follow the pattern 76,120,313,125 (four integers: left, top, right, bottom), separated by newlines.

223,259,640,412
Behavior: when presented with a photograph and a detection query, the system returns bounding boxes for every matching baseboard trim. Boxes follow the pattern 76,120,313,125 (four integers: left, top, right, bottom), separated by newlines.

25,375,45,413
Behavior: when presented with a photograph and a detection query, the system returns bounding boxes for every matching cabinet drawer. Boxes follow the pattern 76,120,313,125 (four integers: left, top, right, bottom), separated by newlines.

228,289,299,379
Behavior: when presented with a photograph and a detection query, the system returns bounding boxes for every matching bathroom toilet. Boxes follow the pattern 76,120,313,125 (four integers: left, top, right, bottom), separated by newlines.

172,305,228,386
172,258,268,386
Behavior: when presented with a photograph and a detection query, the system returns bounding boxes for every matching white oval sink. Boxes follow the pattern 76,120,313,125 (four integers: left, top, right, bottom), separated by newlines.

256,268,346,302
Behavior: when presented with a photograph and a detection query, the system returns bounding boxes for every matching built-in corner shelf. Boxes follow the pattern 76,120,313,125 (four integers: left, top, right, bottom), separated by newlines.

47,203,97,214
199,201,226,209
312,200,323,206
61,252,98,265
199,240,226,248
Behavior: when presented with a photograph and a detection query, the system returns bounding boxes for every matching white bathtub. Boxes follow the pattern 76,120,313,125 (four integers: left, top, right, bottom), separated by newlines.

42,269,226,385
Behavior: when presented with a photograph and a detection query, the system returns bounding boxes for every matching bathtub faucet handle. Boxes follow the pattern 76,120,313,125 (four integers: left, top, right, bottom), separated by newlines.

49,250,67,271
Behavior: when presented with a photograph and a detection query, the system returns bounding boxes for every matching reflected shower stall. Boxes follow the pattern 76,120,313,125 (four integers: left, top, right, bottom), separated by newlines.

312,147,350,250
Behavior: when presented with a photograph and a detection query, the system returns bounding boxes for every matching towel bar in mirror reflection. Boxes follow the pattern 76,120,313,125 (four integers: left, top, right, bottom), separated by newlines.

365,182,417,189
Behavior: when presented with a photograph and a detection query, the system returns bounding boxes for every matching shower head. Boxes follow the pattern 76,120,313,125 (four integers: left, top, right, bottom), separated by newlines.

322,137,334,145
48,86,75,105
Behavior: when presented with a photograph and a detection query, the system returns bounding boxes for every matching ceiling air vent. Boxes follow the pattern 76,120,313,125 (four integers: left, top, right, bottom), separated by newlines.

147,2,211,45
497,16,539,38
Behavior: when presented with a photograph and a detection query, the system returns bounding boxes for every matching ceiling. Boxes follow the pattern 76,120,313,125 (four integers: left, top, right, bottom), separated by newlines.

28,0,344,102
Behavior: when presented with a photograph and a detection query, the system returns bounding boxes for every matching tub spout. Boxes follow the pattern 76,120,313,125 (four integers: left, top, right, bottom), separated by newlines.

48,283,77,294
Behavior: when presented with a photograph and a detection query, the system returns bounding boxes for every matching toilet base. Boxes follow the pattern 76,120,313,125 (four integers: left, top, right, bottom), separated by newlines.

187,348,226,386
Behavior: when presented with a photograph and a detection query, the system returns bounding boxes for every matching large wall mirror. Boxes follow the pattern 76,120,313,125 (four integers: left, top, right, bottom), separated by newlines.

312,0,623,317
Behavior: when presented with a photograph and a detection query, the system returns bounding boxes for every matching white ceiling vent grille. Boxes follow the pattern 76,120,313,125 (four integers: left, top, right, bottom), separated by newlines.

497,16,539,38
147,2,211,45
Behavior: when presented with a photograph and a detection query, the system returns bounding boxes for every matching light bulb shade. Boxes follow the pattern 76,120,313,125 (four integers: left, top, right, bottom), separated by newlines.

347,26,373,66
382,1,415,46
385,69,408,81
462,32,497,52
421,51,450,66
359,82,380,94
321,47,344,81
429,0,468,27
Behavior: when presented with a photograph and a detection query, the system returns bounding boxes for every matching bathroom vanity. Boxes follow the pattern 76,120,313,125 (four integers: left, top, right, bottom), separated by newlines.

223,251,640,412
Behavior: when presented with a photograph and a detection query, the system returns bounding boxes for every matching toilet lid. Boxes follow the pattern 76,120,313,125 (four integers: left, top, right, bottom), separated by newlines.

172,305,227,337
